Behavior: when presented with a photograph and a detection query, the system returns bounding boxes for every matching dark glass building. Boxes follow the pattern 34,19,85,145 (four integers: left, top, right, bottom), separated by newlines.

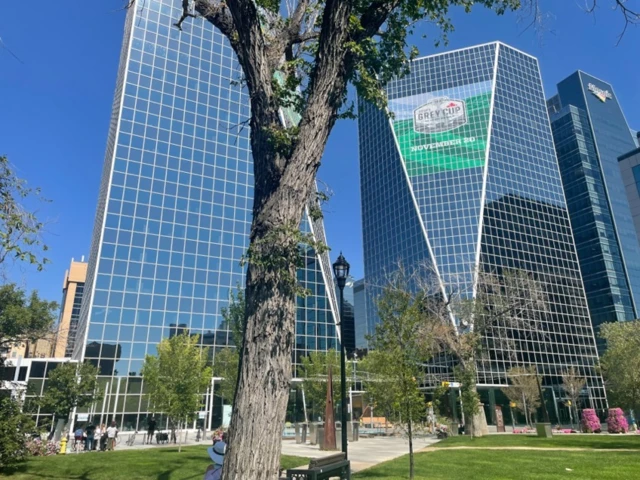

73,0,339,430
353,279,367,350
358,42,606,413
548,72,640,336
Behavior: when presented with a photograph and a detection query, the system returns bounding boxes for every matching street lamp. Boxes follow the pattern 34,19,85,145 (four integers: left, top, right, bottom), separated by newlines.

332,252,350,457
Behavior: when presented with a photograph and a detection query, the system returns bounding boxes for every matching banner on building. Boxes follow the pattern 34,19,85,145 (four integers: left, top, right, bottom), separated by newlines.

388,80,493,177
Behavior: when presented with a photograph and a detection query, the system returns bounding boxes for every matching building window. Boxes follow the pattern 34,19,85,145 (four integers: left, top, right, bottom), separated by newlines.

633,165,640,197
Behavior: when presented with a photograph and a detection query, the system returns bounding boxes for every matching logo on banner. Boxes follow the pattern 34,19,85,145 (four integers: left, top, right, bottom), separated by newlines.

588,83,612,103
413,97,467,134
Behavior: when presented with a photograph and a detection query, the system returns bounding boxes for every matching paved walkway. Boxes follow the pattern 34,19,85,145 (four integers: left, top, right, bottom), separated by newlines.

282,435,440,472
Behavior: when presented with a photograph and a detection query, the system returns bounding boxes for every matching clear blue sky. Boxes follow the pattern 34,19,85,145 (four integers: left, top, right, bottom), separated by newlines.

0,1,638,305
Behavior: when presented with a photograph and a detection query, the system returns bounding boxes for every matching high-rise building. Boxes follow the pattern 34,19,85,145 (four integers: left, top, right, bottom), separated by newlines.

618,145,640,250
548,72,640,335
74,0,339,430
358,42,606,413
353,279,367,350
54,258,87,358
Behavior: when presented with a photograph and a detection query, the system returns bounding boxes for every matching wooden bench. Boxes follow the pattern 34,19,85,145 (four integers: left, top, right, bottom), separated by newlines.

286,452,350,480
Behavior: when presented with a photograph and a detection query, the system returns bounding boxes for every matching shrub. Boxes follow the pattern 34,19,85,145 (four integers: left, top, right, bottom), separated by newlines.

25,439,59,457
606,408,629,434
0,398,34,471
581,409,601,433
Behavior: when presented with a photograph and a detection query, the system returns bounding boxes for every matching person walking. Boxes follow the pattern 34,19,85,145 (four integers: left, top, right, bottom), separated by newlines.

85,424,95,452
106,421,118,451
99,423,108,451
204,440,226,480
93,424,102,451
146,416,157,445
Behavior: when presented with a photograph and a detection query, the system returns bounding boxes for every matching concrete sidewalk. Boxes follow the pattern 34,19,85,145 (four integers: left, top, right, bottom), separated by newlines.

281,435,440,472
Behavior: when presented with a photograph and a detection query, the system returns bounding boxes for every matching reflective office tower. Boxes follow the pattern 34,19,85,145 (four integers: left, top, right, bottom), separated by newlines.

548,72,640,341
619,142,640,253
358,42,606,416
353,279,367,350
73,0,339,430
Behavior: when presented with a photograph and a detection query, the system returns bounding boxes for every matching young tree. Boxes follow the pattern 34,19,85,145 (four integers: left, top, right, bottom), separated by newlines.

360,275,433,480
501,366,540,426
38,361,101,436
562,367,586,426
600,321,640,415
213,289,246,405
454,364,481,437
420,267,547,435
0,284,58,368
213,347,239,405
141,1,636,476
141,333,212,452
0,155,50,275
298,350,351,420
0,397,35,471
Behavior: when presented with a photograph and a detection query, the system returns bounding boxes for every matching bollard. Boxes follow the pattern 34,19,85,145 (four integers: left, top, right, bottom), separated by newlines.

59,437,68,455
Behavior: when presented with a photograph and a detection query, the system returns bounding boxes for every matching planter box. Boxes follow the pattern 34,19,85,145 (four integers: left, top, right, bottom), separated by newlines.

536,423,553,438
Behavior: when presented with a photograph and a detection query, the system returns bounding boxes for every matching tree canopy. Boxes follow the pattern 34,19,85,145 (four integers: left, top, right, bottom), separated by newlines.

600,320,640,414
0,155,50,274
141,333,212,452
360,278,430,480
298,349,351,419
0,284,58,365
38,361,101,422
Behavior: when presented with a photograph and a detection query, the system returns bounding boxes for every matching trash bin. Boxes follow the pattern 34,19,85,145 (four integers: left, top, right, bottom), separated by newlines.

301,423,307,443
317,427,325,450
309,422,322,445
295,423,302,444
348,421,359,442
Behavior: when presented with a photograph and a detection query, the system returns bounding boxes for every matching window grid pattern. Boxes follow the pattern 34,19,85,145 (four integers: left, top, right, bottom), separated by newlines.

64,283,85,357
556,71,640,314
74,0,337,430
386,44,496,293
550,105,634,340
359,43,605,408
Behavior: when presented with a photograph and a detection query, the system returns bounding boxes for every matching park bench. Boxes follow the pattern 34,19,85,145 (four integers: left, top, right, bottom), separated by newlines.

286,452,350,480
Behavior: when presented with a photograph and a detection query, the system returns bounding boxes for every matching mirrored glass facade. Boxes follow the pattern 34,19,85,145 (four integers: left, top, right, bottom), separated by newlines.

73,0,339,430
550,72,640,322
549,104,635,347
359,43,605,408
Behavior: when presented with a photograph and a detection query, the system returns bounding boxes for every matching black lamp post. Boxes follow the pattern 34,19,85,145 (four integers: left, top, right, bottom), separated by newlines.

332,252,350,456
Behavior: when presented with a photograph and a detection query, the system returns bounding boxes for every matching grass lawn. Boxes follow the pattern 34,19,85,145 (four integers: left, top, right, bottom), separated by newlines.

434,433,640,450
0,446,308,480
353,449,638,480
354,434,640,479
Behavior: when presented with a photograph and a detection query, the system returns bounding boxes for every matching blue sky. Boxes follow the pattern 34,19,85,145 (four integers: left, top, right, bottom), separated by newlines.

0,1,638,305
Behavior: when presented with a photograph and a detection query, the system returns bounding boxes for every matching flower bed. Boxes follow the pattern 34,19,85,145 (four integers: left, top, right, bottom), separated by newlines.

606,408,629,434
25,439,59,456
582,409,601,433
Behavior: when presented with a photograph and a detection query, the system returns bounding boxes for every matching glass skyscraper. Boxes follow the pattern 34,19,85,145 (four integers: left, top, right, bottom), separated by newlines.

548,72,640,336
73,0,339,430
358,42,606,413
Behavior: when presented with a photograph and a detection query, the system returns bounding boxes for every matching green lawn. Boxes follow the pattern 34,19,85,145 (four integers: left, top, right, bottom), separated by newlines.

354,434,640,480
353,449,638,480
0,446,308,480
434,433,640,450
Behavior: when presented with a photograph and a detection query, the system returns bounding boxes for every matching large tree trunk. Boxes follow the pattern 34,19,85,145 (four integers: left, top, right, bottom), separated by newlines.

470,385,488,437
216,2,353,477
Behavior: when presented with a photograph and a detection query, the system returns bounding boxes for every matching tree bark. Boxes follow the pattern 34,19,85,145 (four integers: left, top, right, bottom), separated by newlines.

407,413,414,480
202,2,355,478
